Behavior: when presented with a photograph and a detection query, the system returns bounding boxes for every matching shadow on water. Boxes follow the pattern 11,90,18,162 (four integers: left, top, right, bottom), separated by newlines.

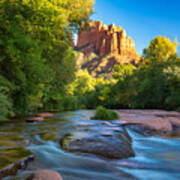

1,110,180,180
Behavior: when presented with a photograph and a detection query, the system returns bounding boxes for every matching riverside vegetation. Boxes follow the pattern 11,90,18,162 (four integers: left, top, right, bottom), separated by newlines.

92,106,119,120
0,0,180,121
0,0,94,120
65,37,180,112
0,1,180,180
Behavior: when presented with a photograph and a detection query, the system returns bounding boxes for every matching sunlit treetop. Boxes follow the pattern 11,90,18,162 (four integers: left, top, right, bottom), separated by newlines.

21,0,94,29
143,36,178,63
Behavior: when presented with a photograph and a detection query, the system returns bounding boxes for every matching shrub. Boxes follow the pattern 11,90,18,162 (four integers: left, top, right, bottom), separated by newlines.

92,106,119,120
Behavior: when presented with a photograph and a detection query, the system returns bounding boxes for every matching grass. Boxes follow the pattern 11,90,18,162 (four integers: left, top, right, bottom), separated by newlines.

91,106,119,120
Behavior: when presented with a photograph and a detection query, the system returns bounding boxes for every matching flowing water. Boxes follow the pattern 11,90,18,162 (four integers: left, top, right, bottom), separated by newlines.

1,110,180,180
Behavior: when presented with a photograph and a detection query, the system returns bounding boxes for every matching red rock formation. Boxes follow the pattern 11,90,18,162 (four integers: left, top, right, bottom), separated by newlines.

76,21,140,77
77,21,138,60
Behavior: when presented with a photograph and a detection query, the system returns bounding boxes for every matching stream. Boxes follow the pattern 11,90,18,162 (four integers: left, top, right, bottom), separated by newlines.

1,110,180,180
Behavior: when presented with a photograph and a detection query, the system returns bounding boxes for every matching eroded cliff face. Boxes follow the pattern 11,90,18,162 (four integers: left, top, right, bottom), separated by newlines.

76,21,140,77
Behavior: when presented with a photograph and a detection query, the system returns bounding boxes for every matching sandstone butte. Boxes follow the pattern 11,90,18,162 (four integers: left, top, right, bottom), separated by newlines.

75,21,140,77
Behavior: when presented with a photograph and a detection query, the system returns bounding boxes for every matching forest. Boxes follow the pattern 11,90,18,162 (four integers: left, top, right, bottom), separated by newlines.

0,0,180,121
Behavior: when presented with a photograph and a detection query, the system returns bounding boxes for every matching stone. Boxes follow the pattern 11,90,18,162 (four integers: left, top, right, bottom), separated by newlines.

27,117,44,122
76,21,139,77
26,170,63,180
117,110,180,136
60,122,134,159
37,113,54,118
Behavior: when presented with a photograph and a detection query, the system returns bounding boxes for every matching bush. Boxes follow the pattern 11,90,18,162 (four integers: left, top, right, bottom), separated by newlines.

92,106,119,120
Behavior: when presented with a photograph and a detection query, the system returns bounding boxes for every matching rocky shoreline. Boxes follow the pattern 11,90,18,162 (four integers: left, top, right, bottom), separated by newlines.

1,109,180,179
0,149,34,179
117,110,180,137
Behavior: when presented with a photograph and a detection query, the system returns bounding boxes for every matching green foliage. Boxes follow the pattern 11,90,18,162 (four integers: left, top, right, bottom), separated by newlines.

0,86,13,121
65,70,114,110
143,36,178,63
0,0,179,119
0,0,94,119
65,69,96,110
61,96,79,111
62,36,180,112
0,75,14,121
92,106,119,120
108,64,137,108
67,69,95,96
0,92,12,121
79,36,180,111
131,37,180,110
132,63,169,108
65,0,94,28
113,64,136,80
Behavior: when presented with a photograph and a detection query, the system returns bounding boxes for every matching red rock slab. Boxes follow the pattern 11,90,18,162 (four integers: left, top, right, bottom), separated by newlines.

37,113,53,118
27,117,44,122
27,170,63,180
116,110,180,133
103,121,115,126
169,117,180,127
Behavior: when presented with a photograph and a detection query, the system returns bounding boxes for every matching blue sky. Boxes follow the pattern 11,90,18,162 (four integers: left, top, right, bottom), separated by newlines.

92,0,180,54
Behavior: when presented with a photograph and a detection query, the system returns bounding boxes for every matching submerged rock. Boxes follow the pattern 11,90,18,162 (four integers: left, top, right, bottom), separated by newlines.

0,148,33,179
27,117,44,122
27,112,53,123
26,170,63,180
60,122,134,159
37,113,54,118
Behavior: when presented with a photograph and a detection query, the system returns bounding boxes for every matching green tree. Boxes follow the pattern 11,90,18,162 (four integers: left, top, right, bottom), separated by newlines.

67,69,95,95
143,36,178,63
132,37,180,109
0,0,94,116
109,64,137,108
113,64,136,80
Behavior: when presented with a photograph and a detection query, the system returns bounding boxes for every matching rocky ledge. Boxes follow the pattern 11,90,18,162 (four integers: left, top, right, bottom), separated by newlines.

117,110,180,136
0,148,33,179
27,112,54,122
60,121,135,159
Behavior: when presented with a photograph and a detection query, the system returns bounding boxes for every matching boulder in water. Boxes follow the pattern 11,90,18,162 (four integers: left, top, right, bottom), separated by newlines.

26,170,63,180
27,117,44,122
37,113,54,118
60,122,134,159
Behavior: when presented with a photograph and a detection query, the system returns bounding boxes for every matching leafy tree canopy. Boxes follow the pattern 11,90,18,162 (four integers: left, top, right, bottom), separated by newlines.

143,36,178,63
